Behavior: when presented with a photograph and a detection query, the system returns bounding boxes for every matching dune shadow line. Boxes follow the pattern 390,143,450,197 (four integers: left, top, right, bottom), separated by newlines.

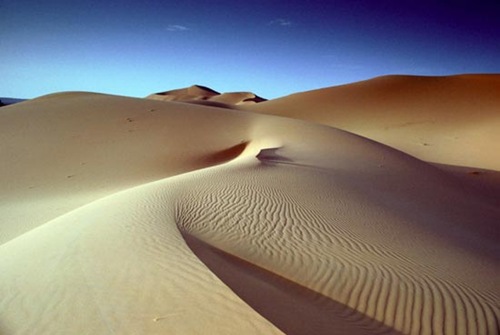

195,141,249,167
256,147,294,163
181,232,402,335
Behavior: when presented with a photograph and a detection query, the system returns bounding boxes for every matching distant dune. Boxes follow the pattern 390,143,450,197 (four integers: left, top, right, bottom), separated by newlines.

248,74,500,171
147,85,266,105
0,75,498,334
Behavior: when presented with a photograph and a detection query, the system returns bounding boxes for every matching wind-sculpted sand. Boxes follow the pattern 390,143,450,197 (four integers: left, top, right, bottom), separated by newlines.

247,74,500,171
1,75,499,334
147,85,266,105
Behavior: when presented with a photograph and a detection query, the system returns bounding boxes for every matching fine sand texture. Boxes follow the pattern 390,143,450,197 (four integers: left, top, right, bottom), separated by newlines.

247,74,500,171
1,75,499,334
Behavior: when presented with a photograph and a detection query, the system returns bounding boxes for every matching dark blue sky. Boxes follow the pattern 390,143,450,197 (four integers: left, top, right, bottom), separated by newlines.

1,0,499,98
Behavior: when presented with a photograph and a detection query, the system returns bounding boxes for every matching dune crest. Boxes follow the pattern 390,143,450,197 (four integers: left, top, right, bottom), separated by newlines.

147,85,266,105
247,74,500,171
1,76,499,334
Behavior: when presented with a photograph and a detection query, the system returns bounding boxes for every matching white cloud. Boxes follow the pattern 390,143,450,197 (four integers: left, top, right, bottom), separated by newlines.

166,25,190,32
269,19,292,27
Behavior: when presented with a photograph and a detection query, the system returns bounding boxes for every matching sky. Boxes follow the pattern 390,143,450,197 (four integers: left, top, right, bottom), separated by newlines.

1,0,499,99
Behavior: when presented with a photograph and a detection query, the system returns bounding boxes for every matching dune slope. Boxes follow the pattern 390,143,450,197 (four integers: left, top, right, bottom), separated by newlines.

247,74,500,171
0,93,255,244
0,88,499,334
147,85,266,105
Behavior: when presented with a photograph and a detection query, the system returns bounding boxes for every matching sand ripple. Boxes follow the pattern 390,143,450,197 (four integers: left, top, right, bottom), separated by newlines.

175,149,499,334
1,85,499,334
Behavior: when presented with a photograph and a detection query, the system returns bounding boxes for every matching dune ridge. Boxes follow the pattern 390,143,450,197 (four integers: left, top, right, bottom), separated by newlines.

147,85,266,105
182,232,403,335
2,135,497,334
1,75,499,334
0,92,259,244
174,146,498,335
247,74,500,171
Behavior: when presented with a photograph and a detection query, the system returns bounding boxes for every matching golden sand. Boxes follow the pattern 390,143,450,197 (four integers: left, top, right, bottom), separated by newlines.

1,75,498,334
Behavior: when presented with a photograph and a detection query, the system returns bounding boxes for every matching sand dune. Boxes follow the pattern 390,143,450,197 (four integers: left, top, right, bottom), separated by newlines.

247,74,500,171
147,85,266,105
0,92,258,244
1,76,499,334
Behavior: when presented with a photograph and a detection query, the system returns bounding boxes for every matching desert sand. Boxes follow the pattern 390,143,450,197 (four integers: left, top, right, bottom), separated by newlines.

0,75,498,334
147,85,266,105
248,74,500,171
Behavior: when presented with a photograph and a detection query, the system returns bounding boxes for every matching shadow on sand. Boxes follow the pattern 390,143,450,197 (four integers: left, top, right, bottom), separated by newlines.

182,232,402,335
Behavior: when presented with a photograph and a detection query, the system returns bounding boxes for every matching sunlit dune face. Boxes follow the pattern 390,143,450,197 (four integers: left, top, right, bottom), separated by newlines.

0,75,499,334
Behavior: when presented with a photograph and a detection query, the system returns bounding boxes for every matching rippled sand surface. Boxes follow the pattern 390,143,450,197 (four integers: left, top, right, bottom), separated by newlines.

1,75,499,334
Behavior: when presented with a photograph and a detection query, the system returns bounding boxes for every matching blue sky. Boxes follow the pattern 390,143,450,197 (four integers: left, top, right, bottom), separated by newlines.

1,0,499,99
